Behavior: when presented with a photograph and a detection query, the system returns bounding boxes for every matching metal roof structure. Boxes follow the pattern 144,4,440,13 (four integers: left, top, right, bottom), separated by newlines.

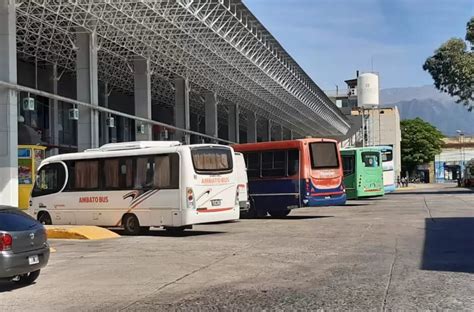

15,0,350,137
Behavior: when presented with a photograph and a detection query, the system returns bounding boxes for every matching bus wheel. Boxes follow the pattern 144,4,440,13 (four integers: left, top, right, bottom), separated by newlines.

268,209,291,218
122,214,141,235
38,212,52,225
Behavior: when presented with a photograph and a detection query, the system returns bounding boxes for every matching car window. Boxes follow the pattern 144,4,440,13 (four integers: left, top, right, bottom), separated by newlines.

0,209,39,231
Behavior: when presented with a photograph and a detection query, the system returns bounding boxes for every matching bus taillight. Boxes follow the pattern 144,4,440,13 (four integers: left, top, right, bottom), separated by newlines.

186,188,195,209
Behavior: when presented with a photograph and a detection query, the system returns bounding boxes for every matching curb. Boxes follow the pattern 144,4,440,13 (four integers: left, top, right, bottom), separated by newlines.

45,225,120,240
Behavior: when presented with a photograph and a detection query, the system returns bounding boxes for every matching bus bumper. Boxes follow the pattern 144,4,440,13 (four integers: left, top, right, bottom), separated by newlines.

384,185,396,193
304,193,347,207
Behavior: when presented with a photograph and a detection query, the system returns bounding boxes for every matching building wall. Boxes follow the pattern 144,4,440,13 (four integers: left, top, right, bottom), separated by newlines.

348,107,402,179
435,136,474,182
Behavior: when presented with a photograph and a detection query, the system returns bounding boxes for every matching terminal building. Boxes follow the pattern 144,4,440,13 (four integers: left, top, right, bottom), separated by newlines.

0,0,350,206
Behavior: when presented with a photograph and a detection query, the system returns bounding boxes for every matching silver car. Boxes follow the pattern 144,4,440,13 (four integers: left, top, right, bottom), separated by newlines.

0,206,50,285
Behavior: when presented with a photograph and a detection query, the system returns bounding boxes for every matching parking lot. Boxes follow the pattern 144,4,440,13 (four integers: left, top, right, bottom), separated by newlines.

1,184,473,311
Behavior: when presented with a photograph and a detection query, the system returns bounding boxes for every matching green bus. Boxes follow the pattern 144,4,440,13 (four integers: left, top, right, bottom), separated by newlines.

341,147,385,199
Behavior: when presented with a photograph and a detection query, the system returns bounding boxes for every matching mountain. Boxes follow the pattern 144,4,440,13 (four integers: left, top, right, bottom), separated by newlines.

380,86,474,136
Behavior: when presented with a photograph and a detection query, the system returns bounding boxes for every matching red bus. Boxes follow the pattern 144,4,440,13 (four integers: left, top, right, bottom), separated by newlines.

233,138,346,217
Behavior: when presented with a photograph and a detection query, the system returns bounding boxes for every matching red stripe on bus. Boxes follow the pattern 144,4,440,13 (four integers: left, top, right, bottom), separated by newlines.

196,207,233,213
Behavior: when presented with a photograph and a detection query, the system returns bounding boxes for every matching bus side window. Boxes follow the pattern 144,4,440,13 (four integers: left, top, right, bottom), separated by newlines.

134,157,152,189
342,155,355,176
103,159,120,189
119,158,133,189
154,154,179,189
246,152,260,178
287,149,299,176
75,160,99,190
32,163,66,197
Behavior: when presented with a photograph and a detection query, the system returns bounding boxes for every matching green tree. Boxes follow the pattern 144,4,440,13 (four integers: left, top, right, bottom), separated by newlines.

423,17,474,111
401,118,444,174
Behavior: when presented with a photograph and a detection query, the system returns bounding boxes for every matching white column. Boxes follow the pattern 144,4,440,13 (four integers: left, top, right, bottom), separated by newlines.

289,129,294,140
0,0,17,206
101,82,110,144
76,30,99,151
174,77,190,144
48,63,59,155
134,58,152,141
247,111,257,143
228,103,239,143
205,93,218,139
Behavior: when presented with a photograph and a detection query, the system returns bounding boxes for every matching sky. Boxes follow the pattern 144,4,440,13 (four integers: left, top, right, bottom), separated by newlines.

243,0,474,91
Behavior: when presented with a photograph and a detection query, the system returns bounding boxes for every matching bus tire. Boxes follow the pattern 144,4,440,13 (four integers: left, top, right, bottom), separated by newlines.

122,214,141,235
37,212,52,225
268,209,291,218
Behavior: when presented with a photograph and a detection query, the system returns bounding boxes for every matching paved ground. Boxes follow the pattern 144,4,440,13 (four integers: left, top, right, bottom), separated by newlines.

1,184,473,311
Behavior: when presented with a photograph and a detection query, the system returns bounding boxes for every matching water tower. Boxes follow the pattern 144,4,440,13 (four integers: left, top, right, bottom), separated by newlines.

357,73,379,147
357,73,379,107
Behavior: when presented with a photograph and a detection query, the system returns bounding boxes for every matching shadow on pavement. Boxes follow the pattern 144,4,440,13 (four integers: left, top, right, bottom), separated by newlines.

113,230,227,237
0,280,35,293
264,215,333,220
421,218,474,273
392,189,473,196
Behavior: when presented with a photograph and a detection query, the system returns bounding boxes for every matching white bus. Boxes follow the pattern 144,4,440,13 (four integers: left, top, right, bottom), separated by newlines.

377,145,396,193
29,141,240,234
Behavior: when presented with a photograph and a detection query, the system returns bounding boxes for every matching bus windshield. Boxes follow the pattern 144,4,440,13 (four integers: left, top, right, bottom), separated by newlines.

191,147,233,174
309,142,339,169
381,150,393,162
362,152,380,168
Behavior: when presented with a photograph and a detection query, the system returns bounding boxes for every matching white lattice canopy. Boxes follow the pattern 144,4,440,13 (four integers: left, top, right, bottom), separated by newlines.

16,0,349,137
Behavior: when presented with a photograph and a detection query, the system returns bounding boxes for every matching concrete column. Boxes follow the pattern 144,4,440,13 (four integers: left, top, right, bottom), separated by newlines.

76,30,99,151
174,77,190,144
101,82,110,144
246,111,257,143
261,119,271,142
289,130,294,140
48,63,59,155
205,93,218,138
0,0,17,206
228,103,240,143
134,58,152,141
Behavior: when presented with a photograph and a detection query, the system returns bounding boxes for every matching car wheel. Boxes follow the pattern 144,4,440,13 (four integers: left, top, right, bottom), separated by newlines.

16,270,41,285
268,209,291,218
38,212,52,225
122,214,141,235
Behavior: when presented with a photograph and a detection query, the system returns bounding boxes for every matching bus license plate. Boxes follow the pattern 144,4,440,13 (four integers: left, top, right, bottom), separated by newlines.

211,199,222,206
28,255,39,265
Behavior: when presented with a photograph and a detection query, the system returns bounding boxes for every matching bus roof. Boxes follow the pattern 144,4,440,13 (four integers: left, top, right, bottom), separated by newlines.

342,147,381,153
233,138,337,152
374,145,393,151
40,143,232,165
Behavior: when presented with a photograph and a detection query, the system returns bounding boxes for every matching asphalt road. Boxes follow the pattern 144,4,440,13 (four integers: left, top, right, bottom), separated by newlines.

1,184,473,311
